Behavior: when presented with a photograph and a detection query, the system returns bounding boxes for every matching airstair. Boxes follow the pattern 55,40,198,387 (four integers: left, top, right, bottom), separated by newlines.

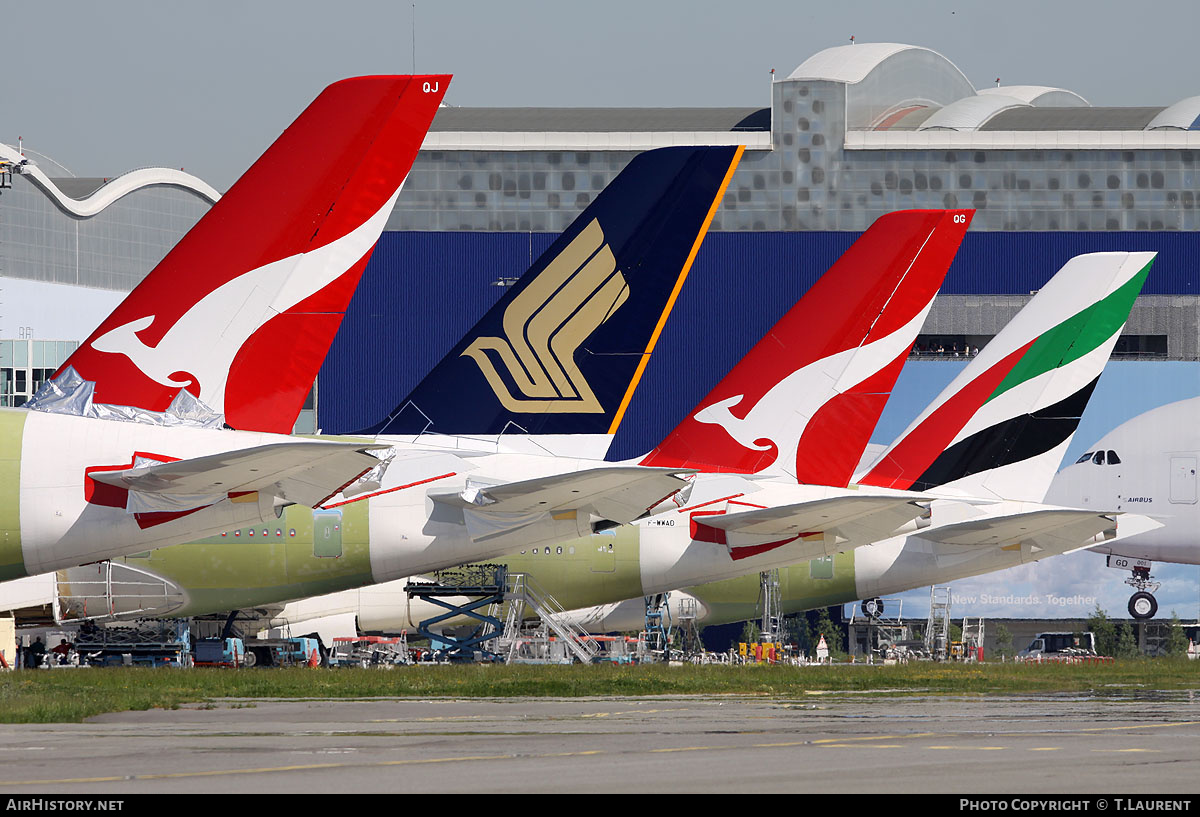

960,617,985,661
405,566,601,663
674,596,703,657
643,592,671,654
492,573,600,664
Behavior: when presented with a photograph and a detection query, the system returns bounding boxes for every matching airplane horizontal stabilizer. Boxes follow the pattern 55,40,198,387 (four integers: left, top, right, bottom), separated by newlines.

1078,513,1163,556
917,508,1117,557
695,495,927,556
429,467,693,547
433,466,693,524
90,441,390,512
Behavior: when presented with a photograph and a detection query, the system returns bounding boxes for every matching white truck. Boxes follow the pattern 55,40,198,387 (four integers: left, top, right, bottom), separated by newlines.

1017,632,1097,660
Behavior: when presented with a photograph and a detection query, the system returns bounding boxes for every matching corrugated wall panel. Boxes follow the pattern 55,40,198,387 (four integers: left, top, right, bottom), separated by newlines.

319,230,1200,458
944,231,1200,295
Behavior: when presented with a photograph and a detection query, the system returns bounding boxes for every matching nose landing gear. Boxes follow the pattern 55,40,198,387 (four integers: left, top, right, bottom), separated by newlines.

1125,565,1160,620
1128,591,1158,619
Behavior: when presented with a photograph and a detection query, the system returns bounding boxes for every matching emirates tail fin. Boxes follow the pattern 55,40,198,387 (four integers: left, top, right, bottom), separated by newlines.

857,251,1155,502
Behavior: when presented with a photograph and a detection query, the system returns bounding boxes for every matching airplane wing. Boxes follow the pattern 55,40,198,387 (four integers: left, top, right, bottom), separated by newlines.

918,508,1118,557
431,466,694,544
694,495,928,559
90,441,391,512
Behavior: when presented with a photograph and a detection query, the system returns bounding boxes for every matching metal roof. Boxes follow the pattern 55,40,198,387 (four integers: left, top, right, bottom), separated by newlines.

429,107,769,133
982,107,1166,131
0,143,220,219
786,42,976,89
846,128,1200,150
978,86,1089,107
920,95,1028,131
787,42,918,83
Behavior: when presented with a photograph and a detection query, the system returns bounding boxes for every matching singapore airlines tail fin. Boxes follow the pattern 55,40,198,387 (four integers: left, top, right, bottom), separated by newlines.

360,145,743,439
640,209,972,486
42,75,449,433
857,251,1156,502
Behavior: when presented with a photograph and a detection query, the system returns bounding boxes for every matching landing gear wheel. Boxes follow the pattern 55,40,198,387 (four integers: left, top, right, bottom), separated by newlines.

1128,591,1158,620
862,597,884,619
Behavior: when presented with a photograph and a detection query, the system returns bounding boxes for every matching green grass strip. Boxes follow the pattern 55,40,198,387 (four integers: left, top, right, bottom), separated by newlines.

2,660,1198,723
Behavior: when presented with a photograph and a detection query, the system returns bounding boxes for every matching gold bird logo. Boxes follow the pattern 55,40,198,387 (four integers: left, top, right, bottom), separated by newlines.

462,220,628,414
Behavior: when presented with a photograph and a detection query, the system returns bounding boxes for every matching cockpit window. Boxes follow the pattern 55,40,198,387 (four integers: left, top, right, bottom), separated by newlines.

1092,451,1105,465
1107,450,1121,464
1076,452,1094,464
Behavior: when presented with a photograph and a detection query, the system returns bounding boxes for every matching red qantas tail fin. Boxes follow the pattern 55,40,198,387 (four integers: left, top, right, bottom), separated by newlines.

640,209,972,485
53,75,449,432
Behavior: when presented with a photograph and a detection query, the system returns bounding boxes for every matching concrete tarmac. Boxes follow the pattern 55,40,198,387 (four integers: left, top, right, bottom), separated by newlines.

2,691,1199,793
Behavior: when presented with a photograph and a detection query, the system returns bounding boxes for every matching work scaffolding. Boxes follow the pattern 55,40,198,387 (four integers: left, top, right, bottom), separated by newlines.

405,565,508,661
406,565,600,664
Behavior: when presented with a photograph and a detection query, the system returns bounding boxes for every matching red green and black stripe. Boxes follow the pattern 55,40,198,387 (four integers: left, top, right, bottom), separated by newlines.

903,376,1099,492
861,255,1152,492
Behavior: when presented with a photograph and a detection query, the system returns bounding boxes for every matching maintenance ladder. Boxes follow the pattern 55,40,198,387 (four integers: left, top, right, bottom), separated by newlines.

925,586,952,661
759,569,783,644
674,596,703,658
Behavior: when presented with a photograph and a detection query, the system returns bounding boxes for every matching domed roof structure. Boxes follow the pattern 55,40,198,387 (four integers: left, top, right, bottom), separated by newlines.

978,85,1089,107
788,43,976,129
920,94,1029,131
1146,95,1200,130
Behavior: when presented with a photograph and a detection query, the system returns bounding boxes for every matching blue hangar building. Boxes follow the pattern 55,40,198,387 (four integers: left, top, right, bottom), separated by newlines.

319,42,1200,459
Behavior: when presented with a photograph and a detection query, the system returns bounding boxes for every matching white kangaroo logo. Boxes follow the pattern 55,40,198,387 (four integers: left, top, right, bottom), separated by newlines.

694,299,934,476
91,184,404,412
